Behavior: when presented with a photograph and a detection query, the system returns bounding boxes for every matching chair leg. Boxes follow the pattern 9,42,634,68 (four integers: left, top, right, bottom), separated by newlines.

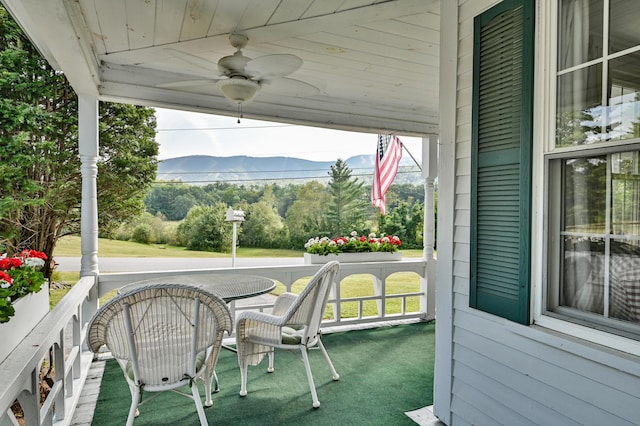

239,356,249,397
190,382,208,426
300,346,321,408
267,348,275,373
126,387,140,426
316,337,340,380
203,369,219,407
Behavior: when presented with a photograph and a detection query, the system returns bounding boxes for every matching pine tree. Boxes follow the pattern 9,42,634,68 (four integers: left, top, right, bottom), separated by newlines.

325,159,368,236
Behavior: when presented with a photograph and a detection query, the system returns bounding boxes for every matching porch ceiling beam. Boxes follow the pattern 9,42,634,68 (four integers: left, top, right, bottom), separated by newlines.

99,82,437,136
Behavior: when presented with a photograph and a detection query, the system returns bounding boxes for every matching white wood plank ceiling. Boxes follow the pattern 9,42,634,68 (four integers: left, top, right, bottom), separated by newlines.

2,0,440,135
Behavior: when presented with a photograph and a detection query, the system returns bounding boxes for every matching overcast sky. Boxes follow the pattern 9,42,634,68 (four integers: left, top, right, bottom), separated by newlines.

155,108,423,163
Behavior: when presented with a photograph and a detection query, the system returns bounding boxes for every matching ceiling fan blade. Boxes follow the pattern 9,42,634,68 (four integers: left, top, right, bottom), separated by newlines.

261,77,320,97
163,48,225,78
245,54,303,78
157,79,221,89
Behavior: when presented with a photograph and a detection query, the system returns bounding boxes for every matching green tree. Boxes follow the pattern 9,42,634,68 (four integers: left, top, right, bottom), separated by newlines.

170,193,199,220
0,6,157,277
97,102,158,235
145,183,208,221
408,201,425,247
377,199,423,248
325,159,368,236
272,183,298,217
240,186,287,248
145,184,180,218
380,201,409,242
176,204,232,252
285,181,330,247
221,187,241,206
131,223,153,244
115,211,174,244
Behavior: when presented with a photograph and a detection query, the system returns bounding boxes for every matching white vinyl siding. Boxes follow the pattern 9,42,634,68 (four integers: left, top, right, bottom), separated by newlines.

438,0,640,424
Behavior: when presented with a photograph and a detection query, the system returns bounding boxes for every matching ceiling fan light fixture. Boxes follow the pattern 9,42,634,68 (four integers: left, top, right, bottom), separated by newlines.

217,78,260,104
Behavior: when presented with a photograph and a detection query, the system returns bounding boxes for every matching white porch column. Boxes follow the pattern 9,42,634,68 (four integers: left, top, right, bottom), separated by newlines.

421,134,438,321
78,94,99,277
433,0,458,423
422,134,438,261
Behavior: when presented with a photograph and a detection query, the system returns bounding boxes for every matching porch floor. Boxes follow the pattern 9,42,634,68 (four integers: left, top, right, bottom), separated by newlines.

72,320,441,425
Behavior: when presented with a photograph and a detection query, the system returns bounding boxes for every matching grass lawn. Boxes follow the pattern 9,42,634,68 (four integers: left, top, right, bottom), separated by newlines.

50,236,425,317
54,235,424,258
53,236,304,258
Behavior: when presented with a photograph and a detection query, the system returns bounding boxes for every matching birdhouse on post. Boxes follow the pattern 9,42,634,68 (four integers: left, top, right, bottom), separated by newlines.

225,208,244,267
225,208,245,223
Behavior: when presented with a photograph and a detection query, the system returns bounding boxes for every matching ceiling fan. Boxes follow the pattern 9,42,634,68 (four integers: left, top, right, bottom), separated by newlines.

160,34,319,121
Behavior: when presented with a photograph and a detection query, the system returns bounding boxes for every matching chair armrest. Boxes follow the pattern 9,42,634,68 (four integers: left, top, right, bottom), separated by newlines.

236,310,286,327
236,310,288,348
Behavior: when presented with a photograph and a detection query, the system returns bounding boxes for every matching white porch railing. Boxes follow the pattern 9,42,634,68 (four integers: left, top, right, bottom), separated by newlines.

0,259,432,426
0,276,99,426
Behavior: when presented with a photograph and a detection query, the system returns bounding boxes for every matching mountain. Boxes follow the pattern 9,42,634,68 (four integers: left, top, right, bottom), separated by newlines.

156,155,422,186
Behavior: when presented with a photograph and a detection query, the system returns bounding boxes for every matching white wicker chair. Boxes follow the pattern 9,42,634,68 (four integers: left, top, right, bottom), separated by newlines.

87,283,233,426
236,261,340,408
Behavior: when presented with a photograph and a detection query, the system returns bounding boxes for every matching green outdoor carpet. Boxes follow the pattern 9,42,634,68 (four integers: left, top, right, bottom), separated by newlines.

92,321,435,425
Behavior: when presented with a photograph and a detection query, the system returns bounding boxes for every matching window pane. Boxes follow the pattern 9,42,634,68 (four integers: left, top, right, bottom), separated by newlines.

609,240,640,324
563,157,607,232
558,0,603,70
562,238,640,324
556,65,603,147
557,152,640,328
562,236,604,314
607,52,640,141
609,0,640,54
611,151,640,235
560,157,606,314
610,155,640,324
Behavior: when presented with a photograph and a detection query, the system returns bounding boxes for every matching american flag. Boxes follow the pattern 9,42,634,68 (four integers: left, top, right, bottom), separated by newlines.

371,134,403,215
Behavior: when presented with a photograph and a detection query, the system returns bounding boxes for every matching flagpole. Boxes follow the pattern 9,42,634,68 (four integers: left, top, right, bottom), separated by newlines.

399,141,423,172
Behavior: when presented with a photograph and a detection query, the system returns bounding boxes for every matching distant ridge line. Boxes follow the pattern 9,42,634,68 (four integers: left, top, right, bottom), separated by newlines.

156,154,422,186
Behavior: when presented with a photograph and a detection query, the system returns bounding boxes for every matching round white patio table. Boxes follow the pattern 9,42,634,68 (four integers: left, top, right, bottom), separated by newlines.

118,273,276,302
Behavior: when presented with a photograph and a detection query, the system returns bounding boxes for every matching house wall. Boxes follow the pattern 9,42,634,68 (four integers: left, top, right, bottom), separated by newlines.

435,0,640,424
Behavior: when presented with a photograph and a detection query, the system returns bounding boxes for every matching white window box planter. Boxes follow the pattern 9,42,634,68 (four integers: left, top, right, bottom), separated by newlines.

0,282,50,361
304,252,402,264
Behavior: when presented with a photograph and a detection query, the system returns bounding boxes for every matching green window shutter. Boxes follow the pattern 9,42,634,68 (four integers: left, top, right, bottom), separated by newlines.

470,0,534,324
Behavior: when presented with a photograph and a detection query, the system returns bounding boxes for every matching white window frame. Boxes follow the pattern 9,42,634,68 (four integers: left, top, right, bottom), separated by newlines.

532,0,640,357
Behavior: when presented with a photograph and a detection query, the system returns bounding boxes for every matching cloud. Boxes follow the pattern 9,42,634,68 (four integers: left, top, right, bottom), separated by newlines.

154,108,423,164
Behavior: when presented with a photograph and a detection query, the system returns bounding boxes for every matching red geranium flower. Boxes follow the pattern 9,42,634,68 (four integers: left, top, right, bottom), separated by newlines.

0,271,12,285
19,249,48,260
0,257,22,270
305,232,401,256
0,249,47,323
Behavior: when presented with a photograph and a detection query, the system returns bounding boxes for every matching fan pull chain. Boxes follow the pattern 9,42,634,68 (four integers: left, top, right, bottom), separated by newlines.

237,103,244,124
